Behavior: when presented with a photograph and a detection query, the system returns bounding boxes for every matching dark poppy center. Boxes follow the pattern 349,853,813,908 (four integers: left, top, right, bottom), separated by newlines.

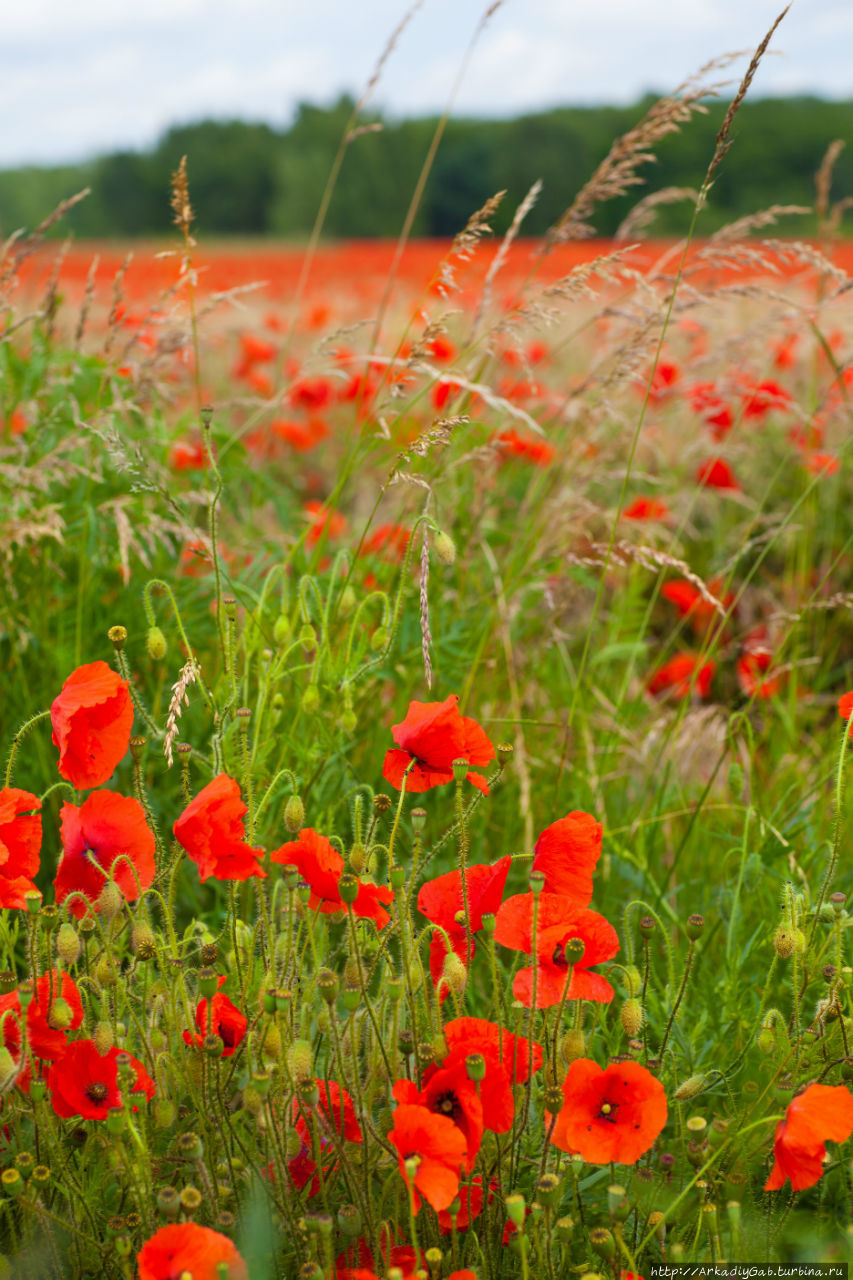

597,1100,618,1124
552,943,568,968
85,1082,109,1104
435,1091,459,1119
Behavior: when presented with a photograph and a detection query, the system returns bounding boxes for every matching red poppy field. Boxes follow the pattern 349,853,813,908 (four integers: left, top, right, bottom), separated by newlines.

4,81,853,1280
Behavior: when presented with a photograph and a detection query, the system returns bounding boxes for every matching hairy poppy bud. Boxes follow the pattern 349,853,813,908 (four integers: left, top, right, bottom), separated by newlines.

622,965,642,997
441,952,467,998
287,1039,312,1081
0,1048,16,1089
47,998,73,1031
371,627,389,652
774,925,804,959
93,1021,113,1056
674,1074,707,1101
56,922,81,967
338,586,357,619
273,615,290,645
299,623,316,653
98,882,123,922
301,683,320,714
560,1029,586,1064
146,626,167,661
621,998,643,1038
284,794,305,833
432,530,456,566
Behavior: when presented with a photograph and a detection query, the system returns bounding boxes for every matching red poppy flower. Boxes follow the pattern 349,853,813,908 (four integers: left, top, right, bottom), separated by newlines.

439,1017,543,1133
27,970,85,1061
494,893,619,1008
417,856,511,1000
55,791,156,917
838,691,853,734
393,1058,484,1171
0,788,41,907
183,978,247,1057
741,378,791,420
437,1177,486,1233
174,774,266,883
50,661,133,789
688,381,734,438
647,653,714,700
736,643,781,700
495,429,555,467
622,497,670,522
382,695,495,796
532,813,601,903
47,1039,154,1119
169,439,206,471
363,524,411,560
802,450,840,476
138,1223,248,1280
765,1082,853,1192
696,457,740,491
661,578,733,634
303,500,346,547
270,829,393,928
548,1058,667,1164
389,1102,467,1212
285,1079,364,1195
644,359,680,403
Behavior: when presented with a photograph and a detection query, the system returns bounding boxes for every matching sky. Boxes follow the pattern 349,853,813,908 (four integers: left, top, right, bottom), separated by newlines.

2,0,851,168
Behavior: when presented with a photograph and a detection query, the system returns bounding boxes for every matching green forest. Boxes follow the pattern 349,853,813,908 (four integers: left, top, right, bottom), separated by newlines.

2,93,852,240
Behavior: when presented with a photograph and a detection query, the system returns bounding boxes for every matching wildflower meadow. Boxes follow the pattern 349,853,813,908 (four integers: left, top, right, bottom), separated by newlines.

3,10,853,1279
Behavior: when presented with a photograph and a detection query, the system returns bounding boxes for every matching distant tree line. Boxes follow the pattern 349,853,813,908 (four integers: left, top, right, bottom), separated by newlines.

1,94,852,241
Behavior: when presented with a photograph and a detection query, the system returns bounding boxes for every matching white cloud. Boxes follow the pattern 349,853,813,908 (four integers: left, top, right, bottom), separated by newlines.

1,0,850,166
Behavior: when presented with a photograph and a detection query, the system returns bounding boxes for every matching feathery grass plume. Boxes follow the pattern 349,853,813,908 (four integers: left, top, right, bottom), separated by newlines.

615,188,700,241
74,252,100,351
471,179,542,338
164,659,199,768
565,541,727,617
707,7,791,182
815,139,845,227
419,523,433,689
170,156,195,243
40,236,71,343
433,190,506,298
544,58,735,246
102,252,132,358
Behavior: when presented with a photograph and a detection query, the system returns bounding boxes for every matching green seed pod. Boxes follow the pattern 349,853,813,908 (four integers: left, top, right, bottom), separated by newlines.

674,1074,707,1101
286,1039,312,1081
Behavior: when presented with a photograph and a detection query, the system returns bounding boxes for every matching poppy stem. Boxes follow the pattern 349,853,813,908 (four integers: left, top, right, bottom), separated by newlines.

387,760,414,872
5,709,51,787
658,937,697,1062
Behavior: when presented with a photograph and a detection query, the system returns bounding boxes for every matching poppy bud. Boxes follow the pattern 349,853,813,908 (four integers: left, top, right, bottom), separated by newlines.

340,705,357,734
94,955,117,987
0,1048,16,1089
273,615,290,645
371,627,389,652
287,1039,312,1081
56,923,81,966
774,925,805,959
621,999,643,1037
505,1193,526,1231
432,530,456,565
686,914,705,941
47,998,73,1030
674,1074,707,1101
338,874,359,906
93,1021,113,1056
107,625,128,652
301,683,320,714
560,1029,586,1064
98,882,123,921
441,951,467,998
338,586,357,619
622,965,642,997
299,623,316,653
146,626,167,660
